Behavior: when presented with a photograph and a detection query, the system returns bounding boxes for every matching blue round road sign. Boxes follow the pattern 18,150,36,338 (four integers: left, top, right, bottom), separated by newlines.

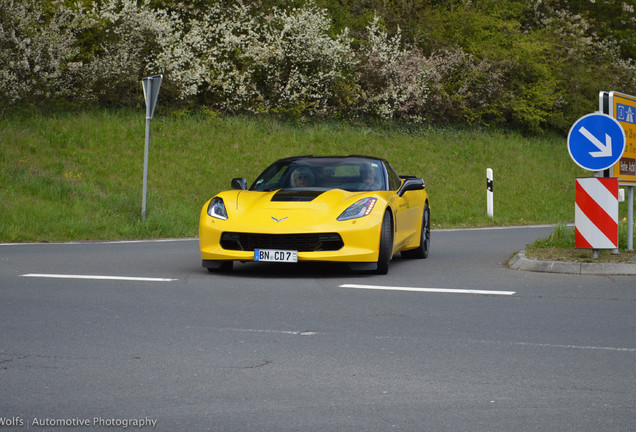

567,113,626,171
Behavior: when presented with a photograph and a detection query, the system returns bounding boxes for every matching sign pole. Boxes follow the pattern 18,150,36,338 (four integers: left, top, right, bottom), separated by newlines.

141,75,163,220
593,170,602,258
628,186,634,250
599,92,609,257
142,114,150,220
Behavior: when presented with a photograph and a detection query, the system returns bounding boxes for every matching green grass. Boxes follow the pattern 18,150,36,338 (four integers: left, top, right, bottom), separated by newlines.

526,222,636,263
529,221,635,252
0,109,626,243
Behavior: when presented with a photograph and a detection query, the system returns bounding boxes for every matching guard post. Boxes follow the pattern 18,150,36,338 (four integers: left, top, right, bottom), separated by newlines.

486,168,493,218
141,74,163,220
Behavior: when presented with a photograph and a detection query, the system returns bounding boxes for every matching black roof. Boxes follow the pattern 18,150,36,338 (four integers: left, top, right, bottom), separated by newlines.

275,155,389,165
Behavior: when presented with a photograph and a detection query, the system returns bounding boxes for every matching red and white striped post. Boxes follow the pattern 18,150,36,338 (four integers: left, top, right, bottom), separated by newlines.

575,177,619,255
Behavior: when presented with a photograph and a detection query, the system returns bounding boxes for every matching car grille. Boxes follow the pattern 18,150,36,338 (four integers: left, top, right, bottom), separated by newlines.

220,232,343,252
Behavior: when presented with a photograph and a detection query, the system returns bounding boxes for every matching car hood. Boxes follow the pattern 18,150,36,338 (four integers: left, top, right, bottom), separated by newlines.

217,188,380,231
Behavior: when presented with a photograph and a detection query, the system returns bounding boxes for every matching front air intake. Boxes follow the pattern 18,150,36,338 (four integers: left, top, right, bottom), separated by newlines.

221,232,343,252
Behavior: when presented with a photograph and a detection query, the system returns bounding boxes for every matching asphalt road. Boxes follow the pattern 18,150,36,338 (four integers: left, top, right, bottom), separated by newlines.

1,226,635,431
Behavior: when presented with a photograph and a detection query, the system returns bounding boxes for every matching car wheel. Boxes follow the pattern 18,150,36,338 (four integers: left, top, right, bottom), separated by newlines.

376,211,393,275
402,203,430,259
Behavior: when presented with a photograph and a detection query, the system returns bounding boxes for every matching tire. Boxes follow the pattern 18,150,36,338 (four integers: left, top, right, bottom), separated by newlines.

376,211,393,275
402,203,430,259
206,261,234,273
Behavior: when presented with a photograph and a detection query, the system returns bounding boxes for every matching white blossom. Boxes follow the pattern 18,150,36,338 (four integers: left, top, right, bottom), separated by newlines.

358,15,429,122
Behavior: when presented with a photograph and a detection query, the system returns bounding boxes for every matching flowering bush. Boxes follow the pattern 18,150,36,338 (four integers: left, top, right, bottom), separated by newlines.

0,0,79,105
152,2,355,116
0,0,633,132
0,0,174,107
251,3,355,116
150,3,261,110
423,48,506,126
357,16,429,122
79,0,172,105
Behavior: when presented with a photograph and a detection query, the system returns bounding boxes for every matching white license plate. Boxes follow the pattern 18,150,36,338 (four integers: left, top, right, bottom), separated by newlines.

254,249,298,263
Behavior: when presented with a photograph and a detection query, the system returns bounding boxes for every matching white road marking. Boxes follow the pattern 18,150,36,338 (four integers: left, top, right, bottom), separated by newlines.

511,341,636,353
1,238,196,246
221,328,318,336
376,336,636,353
436,224,557,232
338,283,515,296
21,273,176,282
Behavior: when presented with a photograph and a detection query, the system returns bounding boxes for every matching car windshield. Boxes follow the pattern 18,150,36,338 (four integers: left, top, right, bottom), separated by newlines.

250,158,387,192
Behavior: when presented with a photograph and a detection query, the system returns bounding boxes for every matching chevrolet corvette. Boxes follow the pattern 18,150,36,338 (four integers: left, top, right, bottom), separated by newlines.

199,155,430,274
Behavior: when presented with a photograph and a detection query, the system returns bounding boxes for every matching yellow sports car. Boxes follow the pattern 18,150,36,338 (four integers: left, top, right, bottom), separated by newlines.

199,156,430,274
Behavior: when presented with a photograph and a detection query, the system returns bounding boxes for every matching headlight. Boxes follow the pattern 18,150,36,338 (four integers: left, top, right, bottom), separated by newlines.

337,197,377,221
207,197,228,220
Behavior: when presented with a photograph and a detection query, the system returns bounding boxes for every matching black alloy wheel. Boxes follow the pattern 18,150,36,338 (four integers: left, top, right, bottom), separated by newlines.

376,211,393,275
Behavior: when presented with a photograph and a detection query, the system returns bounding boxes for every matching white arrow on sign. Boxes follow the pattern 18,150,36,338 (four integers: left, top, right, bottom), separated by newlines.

578,126,612,157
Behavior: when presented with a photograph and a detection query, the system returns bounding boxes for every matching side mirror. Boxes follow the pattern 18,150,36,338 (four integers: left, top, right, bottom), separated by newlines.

397,177,425,197
231,178,247,190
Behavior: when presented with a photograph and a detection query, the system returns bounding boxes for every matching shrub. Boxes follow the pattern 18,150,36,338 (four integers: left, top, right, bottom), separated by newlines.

356,15,429,123
423,47,506,126
251,3,355,117
150,2,261,110
0,0,79,106
78,0,172,106
1,0,633,132
151,1,356,117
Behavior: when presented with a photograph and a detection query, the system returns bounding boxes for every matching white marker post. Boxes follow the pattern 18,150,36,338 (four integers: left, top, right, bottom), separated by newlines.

141,75,163,220
486,168,494,218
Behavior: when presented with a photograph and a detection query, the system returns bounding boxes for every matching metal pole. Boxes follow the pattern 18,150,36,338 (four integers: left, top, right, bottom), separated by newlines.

142,116,150,220
593,171,602,258
628,186,634,251
140,75,161,221
142,81,152,220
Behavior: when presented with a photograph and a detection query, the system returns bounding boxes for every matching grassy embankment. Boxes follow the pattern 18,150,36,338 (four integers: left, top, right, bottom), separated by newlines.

3,109,630,246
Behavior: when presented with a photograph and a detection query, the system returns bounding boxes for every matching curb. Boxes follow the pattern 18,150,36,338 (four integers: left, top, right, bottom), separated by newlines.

508,250,636,276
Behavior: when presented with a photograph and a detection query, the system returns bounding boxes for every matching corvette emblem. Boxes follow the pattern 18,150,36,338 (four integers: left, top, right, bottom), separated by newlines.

271,216,289,223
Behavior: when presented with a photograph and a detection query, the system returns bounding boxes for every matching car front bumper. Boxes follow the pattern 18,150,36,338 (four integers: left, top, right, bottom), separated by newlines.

199,208,384,264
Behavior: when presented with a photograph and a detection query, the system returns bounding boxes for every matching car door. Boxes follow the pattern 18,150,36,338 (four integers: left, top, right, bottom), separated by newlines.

393,184,422,248
384,164,421,249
